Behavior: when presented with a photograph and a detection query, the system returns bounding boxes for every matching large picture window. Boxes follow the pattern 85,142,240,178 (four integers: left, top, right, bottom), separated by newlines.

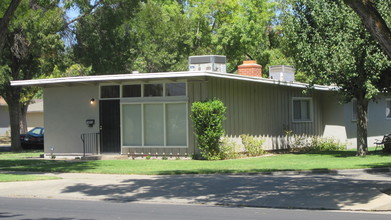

292,98,312,122
144,104,165,146
166,103,187,146
103,81,188,148
122,105,142,146
122,102,187,148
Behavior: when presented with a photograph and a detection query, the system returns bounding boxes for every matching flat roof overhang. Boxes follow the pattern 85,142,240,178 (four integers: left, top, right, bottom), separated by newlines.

10,71,337,91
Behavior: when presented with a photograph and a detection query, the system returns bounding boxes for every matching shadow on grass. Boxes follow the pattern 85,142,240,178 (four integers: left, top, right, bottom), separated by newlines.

0,149,43,154
0,160,98,173
0,159,58,168
1,150,390,175
298,150,356,158
296,149,391,158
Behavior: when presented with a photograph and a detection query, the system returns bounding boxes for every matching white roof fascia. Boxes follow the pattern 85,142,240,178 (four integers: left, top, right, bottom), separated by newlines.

206,71,336,91
10,71,337,91
10,71,204,86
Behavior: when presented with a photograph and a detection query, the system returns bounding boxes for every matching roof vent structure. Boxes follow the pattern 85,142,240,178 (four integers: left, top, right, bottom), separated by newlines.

189,55,226,73
269,65,295,82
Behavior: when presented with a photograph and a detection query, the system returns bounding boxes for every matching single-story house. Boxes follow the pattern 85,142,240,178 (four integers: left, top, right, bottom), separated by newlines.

10,55,391,156
0,98,44,136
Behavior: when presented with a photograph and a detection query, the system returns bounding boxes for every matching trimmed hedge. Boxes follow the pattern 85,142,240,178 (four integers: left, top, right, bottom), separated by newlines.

191,99,226,160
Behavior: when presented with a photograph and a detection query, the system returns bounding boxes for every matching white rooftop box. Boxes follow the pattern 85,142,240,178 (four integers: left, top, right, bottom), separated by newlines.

269,65,295,82
189,55,226,73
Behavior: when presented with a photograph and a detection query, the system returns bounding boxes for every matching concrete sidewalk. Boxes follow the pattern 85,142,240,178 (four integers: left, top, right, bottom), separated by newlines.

0,169,391,211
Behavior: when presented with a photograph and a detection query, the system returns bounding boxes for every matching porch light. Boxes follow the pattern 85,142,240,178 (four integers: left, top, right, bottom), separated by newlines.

90,98,95,104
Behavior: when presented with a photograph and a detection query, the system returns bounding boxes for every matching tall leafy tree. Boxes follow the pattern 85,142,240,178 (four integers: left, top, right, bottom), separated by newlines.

72,0,279,74
0,0,22,57
73,0,140,74
0,0,65,151
281,0,391,156
184,0,280,73
212,0,277,73
130,1,192,72
343,0,391,60
187,0,237,55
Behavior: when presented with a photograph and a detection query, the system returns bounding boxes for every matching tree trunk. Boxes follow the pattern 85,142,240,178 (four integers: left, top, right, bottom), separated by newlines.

0,0,22,57
344,0,391,60
20,103,28,134
7,97,22,152
356,97,369,156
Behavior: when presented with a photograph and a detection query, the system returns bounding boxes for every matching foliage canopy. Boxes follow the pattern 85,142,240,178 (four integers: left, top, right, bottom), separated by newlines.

280,0,391,155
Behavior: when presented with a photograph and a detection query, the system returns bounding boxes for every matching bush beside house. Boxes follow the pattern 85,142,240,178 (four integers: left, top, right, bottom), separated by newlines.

191,99,227,160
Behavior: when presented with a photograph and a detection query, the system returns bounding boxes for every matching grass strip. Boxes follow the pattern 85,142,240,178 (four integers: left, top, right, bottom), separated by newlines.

0,173,61,182
0,149,390,175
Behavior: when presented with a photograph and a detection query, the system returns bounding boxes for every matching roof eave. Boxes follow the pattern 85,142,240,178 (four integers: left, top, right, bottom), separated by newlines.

10,71,337,91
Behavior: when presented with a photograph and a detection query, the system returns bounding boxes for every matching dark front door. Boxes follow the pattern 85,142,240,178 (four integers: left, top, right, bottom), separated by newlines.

100,100,120,153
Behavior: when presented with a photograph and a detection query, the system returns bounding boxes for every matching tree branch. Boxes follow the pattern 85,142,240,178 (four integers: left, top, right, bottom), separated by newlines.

344,0,391,60
64,0,103,28
0,0,22,57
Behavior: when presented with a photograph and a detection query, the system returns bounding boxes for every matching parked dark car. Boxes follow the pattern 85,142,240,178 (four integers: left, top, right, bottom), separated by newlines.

20,127,44,149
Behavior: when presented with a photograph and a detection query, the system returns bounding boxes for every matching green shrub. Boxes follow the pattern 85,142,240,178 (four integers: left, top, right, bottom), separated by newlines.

288,134,346,152
240,134,265,156
191,153,204,160
310,137,346,152
289,134,311,151
191,99,227,160
219,137,240,160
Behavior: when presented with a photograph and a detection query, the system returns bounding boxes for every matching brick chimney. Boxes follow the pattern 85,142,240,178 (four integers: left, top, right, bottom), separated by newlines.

238,60,262,77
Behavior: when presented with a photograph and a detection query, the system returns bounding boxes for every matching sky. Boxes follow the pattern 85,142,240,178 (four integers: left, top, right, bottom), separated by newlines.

63,6,80,46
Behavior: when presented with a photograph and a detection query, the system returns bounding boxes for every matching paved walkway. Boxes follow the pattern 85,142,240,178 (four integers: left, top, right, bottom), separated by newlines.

0,169,391,211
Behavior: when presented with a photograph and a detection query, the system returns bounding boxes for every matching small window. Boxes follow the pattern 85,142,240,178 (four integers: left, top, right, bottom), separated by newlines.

123,85,141,98
101,85,120,98
352,99,357,121
166,83,186,96
292,98,312,122
144,84,163,97
386,99,391,119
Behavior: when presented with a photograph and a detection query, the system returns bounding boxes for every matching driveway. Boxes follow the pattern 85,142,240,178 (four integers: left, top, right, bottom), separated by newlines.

1,168,391,211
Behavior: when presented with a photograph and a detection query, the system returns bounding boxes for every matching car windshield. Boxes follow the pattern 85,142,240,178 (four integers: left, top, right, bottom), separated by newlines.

29,128,43,135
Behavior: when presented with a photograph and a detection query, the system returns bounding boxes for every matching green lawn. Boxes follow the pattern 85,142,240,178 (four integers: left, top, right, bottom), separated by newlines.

0,149,390,175
0,151,62,182
0,173,60,182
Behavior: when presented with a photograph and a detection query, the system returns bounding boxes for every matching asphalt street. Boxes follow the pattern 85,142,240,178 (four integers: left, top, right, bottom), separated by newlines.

1,197,390,220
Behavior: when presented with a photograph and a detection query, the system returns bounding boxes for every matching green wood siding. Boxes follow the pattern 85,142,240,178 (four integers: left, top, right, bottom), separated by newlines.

207,78,325,150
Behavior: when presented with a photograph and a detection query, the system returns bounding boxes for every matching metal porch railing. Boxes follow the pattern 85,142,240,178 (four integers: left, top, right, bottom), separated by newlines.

81,133,100,157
